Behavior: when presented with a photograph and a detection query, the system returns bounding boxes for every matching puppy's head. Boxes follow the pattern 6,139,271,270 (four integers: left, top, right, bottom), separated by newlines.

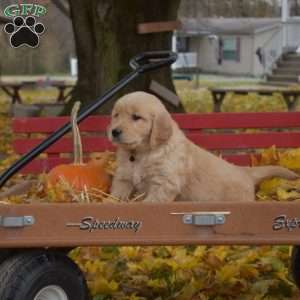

108,92,173,151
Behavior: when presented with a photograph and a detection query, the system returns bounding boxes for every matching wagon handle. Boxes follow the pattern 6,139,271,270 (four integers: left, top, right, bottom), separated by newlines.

130,51,177,73
0,51,177,188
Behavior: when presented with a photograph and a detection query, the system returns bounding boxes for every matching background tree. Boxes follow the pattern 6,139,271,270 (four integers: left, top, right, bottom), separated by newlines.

0,16,8,24
0,0,74,75
66,0,184,114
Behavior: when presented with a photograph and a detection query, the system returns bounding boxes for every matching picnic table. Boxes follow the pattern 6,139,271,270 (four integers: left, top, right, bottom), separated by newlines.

210,87,300,112
0,80,74,103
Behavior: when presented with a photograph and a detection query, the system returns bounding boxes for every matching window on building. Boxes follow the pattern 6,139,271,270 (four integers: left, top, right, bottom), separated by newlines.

222,37,240,61
290,0,300,16
176,37,190,52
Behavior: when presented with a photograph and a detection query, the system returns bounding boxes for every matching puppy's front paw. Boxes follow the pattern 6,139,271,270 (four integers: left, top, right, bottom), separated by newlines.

142,197,156,203
143,193,176,203
110,190,130,202
110,181,133,202
143,196,173,203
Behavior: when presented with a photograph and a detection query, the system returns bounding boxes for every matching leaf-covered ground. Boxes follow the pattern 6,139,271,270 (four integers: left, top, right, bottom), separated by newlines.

71,245,296,300
1,82,300,299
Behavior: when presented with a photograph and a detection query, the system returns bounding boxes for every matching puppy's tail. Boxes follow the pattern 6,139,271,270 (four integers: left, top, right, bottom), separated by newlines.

244,166,299,185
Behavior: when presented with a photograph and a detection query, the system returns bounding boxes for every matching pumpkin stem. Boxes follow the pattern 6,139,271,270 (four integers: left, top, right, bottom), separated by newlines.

71,101,83,165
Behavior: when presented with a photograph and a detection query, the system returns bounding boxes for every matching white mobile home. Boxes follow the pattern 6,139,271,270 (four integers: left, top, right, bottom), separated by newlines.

175,18,282,77
175,8,300,79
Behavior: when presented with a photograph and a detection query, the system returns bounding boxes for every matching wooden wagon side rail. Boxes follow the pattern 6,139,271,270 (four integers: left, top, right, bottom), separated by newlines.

1,202,300,248
13,112,300,133
12,112,300,173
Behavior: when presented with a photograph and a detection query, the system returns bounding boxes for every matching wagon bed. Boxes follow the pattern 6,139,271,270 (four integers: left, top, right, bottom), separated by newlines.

0,111,299,248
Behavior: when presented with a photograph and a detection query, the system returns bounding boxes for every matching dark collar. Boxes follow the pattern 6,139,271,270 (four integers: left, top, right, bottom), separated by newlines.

129,151,136,162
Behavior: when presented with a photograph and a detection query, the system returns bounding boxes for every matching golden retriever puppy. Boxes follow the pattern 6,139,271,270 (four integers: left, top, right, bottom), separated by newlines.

108,92,298,202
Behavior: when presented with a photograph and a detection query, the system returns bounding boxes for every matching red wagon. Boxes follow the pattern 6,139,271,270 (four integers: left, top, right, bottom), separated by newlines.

1,52,300,299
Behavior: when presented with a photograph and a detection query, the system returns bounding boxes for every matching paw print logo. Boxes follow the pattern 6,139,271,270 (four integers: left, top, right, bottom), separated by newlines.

4,16,45,48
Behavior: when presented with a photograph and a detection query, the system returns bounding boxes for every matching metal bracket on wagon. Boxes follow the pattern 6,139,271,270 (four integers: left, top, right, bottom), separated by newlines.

0,215,35,228
171,211,231,226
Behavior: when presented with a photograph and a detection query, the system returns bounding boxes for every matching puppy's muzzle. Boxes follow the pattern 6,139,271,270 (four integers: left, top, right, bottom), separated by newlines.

111,128,122,140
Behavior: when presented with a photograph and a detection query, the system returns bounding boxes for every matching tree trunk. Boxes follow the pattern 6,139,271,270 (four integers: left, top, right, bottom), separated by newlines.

65,0,184,115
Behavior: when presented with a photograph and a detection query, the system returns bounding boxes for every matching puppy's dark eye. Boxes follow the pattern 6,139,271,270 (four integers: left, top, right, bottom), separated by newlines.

132,114,142,121
113,113,119,118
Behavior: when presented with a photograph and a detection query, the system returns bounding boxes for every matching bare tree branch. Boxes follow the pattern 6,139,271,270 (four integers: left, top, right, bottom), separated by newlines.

0,15,10,25
51,0,70,18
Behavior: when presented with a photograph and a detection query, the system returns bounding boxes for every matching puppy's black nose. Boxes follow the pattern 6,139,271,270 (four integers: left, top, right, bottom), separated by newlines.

112,128,122,138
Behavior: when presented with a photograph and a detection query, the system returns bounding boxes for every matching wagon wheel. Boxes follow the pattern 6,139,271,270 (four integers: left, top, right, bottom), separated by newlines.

291,246,300,289
0,250,90,300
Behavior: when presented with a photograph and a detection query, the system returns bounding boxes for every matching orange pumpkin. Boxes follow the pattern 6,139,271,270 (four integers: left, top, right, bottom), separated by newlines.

47,102,111,192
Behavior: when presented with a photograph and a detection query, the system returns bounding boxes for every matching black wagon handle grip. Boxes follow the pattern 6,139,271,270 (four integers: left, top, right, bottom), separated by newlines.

130,51,177,73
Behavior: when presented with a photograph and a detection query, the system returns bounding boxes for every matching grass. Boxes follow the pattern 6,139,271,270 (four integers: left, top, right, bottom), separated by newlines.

0,76,299,114
174,79,300,113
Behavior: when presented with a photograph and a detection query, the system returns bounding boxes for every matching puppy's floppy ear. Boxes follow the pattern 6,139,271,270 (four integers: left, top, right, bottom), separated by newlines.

150,110,173,148
106,116,113,140
106,123,111,140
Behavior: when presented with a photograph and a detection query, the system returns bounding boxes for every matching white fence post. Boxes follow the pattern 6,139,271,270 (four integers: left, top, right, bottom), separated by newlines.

282,0,290,49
